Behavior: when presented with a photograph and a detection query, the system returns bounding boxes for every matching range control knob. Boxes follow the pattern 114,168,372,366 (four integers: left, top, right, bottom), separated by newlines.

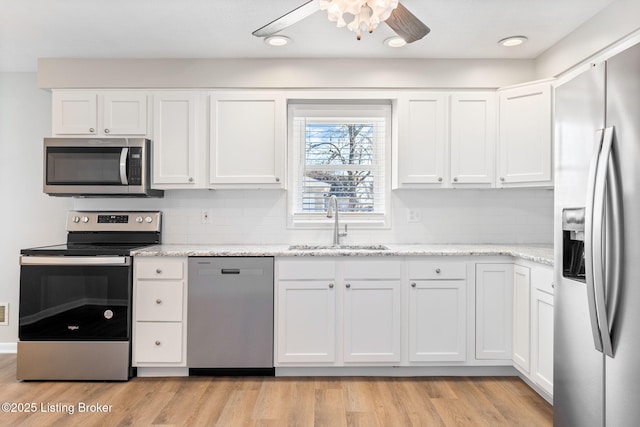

81,216,89,223
135,216,143,224
145,216,153,224
72,216,80,223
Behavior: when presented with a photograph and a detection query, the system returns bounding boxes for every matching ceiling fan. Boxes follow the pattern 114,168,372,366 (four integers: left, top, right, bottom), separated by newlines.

252,0,430,43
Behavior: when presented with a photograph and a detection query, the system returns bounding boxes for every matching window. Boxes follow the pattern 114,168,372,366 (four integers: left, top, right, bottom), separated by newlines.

288,102,391,228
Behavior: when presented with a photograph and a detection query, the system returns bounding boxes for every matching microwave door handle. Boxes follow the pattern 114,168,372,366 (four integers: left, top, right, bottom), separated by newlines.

120,147,129,185
585,129,605,353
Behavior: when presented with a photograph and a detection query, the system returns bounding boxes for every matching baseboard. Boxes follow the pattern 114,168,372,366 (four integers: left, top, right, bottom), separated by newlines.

276,365,518,377
0,342,17,353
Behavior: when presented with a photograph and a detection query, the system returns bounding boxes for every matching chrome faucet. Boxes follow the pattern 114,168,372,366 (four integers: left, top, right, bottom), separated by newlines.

326,195,347,246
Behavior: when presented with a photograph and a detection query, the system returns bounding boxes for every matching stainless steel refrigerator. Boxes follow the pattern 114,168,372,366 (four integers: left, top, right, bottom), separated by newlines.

554,41,640,427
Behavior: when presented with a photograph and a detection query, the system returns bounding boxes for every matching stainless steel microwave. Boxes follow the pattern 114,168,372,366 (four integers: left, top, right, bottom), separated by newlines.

43,137,163,197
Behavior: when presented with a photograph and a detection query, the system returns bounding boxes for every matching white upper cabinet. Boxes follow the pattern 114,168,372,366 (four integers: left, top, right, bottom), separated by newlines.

450,92,496,186
152,91,205,188
52,91,148,136
209,92,285,188
395,92,448,187
497,80,553,187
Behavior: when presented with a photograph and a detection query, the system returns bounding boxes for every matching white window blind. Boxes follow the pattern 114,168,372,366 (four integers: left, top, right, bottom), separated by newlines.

289,103,390,223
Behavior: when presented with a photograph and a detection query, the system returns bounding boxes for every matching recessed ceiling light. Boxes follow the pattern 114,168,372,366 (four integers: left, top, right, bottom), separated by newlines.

384,36,407,48
264,35,291,47
498,36,528,47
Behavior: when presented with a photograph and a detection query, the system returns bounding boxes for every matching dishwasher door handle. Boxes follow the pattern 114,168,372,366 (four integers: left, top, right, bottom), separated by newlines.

221,269,241,274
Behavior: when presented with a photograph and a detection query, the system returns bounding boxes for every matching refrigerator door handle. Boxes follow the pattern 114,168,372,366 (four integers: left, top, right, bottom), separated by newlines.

593,126,616,358
585,129,605,353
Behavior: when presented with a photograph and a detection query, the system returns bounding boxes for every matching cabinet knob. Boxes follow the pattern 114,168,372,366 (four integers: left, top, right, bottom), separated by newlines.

155,299,162,304
552,282,555,289
188,177,194,183
435,268,441,274
275,177,280,182
104,128,110,133
329,283,334,288
155,341,161,346
411,282,417,288
155,269,162,274
453,177,458,183
345,283,351,289
89,128,95,133
438,177,443,182
500,177,505,182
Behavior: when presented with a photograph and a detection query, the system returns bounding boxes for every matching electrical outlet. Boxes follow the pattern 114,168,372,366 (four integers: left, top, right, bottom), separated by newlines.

201,210,212,224
407,209,421,223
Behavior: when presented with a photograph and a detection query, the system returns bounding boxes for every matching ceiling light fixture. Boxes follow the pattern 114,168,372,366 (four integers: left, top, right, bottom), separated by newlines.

319,0,399,40
498,36,528,47
384,36,406,48
264,35,291,47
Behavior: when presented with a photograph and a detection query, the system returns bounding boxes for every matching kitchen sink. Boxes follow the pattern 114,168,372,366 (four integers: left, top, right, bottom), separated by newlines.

288,244,388,251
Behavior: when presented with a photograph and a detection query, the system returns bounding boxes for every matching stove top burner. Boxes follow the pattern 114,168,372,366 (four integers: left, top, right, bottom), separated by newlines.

20,211,162,257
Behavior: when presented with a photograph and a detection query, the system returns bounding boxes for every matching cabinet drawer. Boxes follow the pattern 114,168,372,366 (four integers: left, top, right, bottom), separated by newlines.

408,261,466,280
135,281,184,322
343,259,402,279
136,258,184,280
134,322,183,364
277,259,335,280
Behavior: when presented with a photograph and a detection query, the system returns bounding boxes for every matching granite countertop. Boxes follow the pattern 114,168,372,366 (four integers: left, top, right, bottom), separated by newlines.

132,243,554,266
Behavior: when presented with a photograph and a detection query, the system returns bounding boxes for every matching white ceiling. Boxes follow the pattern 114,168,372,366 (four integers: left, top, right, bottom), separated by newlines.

0,0,614,72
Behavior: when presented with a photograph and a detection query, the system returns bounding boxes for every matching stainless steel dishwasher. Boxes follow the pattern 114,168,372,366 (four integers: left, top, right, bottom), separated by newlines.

187,257,274,375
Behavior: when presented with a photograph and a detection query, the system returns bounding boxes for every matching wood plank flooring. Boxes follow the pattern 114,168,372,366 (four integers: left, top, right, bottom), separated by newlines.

0,354,552,426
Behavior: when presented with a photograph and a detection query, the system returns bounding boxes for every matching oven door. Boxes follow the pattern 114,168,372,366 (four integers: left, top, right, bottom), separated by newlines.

19,256,132,341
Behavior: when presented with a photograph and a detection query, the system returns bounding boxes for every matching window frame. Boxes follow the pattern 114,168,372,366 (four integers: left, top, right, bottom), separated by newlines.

287,101,392,229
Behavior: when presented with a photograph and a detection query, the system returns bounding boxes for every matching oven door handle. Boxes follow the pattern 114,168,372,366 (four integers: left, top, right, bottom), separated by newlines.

20,256,131,266
120,148,129,185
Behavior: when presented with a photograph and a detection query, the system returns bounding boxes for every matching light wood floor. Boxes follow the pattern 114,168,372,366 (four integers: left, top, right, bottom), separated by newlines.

0,354,552,426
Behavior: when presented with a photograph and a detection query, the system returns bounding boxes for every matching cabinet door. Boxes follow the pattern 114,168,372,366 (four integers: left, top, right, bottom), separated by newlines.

133,322,183,364
532,288,554,396
102,92,148,135
152,92,204,187
135,281,184,322
450,92,496,186
343,280,401,363
396,93,447,186
513,265,531,372
276,281,336,364
409,280,466,362
52,91,97,135
475,264,513,360
497,81,552,186
210,92,285,187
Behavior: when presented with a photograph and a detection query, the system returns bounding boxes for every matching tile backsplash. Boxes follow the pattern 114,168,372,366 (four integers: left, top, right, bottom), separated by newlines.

73,188,553,245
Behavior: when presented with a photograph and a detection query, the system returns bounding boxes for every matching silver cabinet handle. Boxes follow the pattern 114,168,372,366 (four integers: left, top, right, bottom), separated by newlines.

345,283,351,288
453,177,458,182
155,269,162,274
188,177,194,183
155,299,162,304
551,282,555,289
329,283,334,288
104,128,110,133
435,268,441,274
275,177,280,182
437,177,443,182
89,128,95,133
411,282,416,288
500,177,505,182
155,341,161,346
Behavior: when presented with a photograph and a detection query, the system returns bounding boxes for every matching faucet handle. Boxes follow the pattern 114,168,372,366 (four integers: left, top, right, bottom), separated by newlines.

339,224,348,237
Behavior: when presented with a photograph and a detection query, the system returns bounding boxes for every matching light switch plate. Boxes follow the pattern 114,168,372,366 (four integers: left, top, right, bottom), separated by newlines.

201,210,212,224
407,209,421,223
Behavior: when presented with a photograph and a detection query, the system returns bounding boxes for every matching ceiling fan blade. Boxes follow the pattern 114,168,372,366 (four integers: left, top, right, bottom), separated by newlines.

252,0,320,38
385,3,430,43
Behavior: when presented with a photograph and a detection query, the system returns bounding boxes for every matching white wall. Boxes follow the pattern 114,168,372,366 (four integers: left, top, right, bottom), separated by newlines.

535,0,640,78
0,73,70,346
73,188,553,246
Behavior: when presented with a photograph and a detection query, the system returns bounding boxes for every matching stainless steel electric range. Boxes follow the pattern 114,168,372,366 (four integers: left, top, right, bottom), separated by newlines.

17,211,161,381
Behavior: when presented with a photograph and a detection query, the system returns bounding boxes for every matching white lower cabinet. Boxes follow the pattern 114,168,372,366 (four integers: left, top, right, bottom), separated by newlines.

408,260,467,362
475,264,513,360
276,280,336,364
513,264,531,373
343,280,401,363
531,264,554,397
133,257,188,369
